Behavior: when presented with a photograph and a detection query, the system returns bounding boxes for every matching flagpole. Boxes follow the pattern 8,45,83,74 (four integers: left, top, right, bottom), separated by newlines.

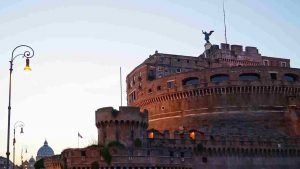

120,67,122,107
223,0,228,44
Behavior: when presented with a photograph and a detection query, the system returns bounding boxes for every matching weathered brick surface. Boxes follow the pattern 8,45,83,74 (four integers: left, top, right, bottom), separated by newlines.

44,43,300,169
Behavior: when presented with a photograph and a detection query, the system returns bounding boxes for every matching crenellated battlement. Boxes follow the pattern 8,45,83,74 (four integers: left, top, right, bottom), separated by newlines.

210,43,259,55
146,129,300,155
96,106,148,125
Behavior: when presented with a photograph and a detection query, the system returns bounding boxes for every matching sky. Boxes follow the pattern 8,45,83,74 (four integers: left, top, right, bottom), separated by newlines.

0,0,300,165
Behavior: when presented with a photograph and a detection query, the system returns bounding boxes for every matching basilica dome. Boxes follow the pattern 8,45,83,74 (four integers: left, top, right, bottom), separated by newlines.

36,140,54,160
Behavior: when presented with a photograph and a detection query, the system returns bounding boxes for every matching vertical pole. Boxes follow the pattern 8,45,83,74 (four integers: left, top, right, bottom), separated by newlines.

21,149,23,166
223,0,228,44
7,61,13,169
13,128,16,169
120,67,122,107
78,135,79,148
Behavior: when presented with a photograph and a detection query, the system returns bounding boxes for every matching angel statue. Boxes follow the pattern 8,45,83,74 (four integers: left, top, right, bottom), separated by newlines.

202,30,214,43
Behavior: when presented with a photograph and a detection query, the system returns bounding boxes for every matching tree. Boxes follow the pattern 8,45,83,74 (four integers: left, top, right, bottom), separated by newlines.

34,158,44,169
91,161,99,169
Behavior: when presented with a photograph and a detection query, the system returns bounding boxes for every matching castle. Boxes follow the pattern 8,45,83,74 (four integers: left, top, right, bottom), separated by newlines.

44,42,300,169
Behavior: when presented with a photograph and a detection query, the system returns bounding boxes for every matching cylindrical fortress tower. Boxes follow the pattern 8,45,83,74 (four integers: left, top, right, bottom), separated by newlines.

95,107,148,146
126,44,300,136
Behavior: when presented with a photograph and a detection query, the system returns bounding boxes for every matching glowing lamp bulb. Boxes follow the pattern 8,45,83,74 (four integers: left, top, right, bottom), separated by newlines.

24,58,31,71
149,132,154,139
189,131,196,140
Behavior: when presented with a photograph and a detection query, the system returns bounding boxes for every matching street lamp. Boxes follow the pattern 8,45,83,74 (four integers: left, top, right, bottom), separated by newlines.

6,45,34,169
13,121,25,169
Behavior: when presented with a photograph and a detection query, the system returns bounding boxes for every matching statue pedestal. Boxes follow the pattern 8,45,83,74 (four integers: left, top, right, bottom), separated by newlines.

204,42,212,50
203,43,212,58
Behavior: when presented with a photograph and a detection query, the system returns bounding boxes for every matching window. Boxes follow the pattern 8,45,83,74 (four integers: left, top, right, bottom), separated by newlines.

210,74,229,82
130,80,133,87
138,72,142,80
131,130,134,139
263,60,269,66
148,88,152,93
182,77,200,85
281,62,286,67
129,91,136,103
283,74,298,82
239,73,260,81
202,157,208,163
189,131,196,140
158,66,164,71
167,80,175,88
177,59,181,62
148,132,154,139
148,70,155,80
176,68,181,73
81,151,86,156
157,86,161,91
270,73,277,80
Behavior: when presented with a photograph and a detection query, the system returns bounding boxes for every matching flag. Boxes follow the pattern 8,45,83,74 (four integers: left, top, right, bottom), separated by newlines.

78,132,83,138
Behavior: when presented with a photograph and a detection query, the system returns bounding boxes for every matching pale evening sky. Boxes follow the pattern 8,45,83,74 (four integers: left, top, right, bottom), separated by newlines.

0,0,300,165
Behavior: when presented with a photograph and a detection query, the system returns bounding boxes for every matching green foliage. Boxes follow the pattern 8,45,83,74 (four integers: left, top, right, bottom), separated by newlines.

85,144,99,149
62,157,68,169
112,109,119,117
194,143,205,155
91,161,99,169
101,146,112,165
134,138,142,147
107,140,124,148
100,140,125,165
98,141,125,165
34,158,44,169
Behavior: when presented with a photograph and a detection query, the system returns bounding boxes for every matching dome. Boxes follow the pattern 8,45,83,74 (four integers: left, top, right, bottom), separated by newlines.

36,140,54,160
29,156,35,163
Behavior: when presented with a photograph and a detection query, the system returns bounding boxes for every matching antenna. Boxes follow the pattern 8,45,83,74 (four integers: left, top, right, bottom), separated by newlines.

120,67,123,106
223,0,228,44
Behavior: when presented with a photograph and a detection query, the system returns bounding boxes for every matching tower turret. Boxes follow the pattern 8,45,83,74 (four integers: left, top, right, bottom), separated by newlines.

95,107,148,146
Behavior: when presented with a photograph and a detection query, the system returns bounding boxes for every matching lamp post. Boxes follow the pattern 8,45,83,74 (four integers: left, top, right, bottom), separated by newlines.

13,121,25,169
20,147,27,167
6,45,34,169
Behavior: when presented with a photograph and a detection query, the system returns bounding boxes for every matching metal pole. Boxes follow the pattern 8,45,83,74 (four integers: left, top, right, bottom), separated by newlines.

6,45,34,169
13,128,16,169
223,0,228,44
6,61,13,169
120,67,122,106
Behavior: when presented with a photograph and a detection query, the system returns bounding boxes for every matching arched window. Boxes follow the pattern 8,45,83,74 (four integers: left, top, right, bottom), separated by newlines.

182,77,200,85
239,73,260,81
189,131,196,141
283,73,298,82
210,74,229,82
148,132,154,139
